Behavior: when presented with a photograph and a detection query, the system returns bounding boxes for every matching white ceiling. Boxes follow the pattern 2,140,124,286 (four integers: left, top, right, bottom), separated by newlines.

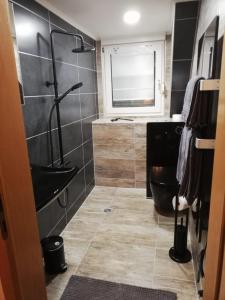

37,0,176,41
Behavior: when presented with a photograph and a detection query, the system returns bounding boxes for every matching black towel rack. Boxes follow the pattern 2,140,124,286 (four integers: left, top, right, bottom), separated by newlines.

194,79,219,150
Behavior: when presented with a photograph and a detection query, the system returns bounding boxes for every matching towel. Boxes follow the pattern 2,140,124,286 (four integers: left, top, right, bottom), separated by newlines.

181,76,203,123
179,130,203,202
176,126,192,184
172,196,189,211
177,76,208,205
177,77,203,184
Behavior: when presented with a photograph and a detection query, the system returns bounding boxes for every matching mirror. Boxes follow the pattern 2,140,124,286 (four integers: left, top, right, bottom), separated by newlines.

8,3,24,104
197,16,219,79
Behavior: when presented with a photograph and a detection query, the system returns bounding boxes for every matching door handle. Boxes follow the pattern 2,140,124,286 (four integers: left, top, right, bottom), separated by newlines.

0,194,7,240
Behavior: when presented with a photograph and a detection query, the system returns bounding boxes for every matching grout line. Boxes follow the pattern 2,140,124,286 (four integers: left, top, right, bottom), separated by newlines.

10,0,50,23
18,51,51,61
173,58,192,62
24,95,54,98
26,114,97,140
46,213,66,237
24,92,97,98
78,57,87,196
175,17,197,21
66,190,86,215
72,187,116,275
19,51,97,72
55,59,97,72
62,138,92,158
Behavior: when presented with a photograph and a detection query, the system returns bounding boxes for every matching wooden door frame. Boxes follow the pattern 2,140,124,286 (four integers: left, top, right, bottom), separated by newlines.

0,1,47,299
218,205,225,300
204,36,225,299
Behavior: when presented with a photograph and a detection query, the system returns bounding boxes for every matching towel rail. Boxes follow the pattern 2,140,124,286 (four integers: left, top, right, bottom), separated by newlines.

195,138,215,149
200,79,220,91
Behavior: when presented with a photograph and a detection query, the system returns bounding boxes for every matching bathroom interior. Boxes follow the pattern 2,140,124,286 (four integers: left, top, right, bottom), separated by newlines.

1,0,225,299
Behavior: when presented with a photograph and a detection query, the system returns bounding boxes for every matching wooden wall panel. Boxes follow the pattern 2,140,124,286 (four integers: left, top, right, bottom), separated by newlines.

204,37,225,300
0,1,47,299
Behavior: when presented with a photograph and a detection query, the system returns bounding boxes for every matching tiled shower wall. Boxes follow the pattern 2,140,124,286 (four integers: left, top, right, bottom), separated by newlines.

170,1,199,115
10,0,98,239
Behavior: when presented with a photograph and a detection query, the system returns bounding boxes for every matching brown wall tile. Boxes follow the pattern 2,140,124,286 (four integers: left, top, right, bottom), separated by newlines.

93,124,134,144
95,177,135,188
136,181,146,188
135,160,146,181
94,144,135,160
95,158,135,179
135,143,146,160
134,124,146,142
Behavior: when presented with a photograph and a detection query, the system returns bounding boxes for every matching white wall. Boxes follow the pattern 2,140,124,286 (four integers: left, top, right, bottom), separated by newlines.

192,0,225,76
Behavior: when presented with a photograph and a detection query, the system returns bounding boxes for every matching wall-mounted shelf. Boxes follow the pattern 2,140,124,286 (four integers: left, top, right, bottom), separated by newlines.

200,79,220,91
195,138,215,149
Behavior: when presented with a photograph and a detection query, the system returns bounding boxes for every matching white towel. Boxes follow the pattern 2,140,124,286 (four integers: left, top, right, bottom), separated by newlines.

172,196,189,211
172,196,198,211
181,76,202,122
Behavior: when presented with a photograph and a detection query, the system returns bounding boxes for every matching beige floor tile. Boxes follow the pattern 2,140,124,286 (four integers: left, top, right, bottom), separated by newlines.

158,214,174,225
114,187,146,198
90,185,117,197
77,240,155,287
73,206,106,223
47,186,197,299
153,276,198,300
105,208,158,226
154,248,195,282
94,223,157,247
46,269,75,300
82,196,113,210
63,240,90,267
112,197,155,214
62,219,99,241
156,224,174,249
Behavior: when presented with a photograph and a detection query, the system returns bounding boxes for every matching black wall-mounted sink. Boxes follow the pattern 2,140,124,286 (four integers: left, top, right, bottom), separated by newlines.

31,165,79,212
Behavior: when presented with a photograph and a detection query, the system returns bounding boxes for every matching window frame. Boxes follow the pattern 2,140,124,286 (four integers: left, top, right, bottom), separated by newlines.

102,40,165,116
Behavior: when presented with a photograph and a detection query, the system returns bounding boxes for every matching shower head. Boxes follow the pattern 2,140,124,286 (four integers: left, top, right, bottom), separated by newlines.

71,82,83,90
55,82,83,103
72,45,95,53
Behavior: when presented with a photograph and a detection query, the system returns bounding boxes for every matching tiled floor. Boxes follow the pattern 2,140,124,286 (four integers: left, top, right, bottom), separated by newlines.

47,186,198,300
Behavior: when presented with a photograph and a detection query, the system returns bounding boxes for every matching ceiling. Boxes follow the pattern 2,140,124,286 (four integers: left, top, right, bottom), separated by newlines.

37,0,176,41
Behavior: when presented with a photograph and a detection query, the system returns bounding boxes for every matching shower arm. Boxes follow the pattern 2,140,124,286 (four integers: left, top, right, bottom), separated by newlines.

47,29,85,166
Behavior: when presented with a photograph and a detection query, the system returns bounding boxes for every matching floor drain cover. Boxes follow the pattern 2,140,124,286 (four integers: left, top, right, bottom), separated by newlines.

104,208,112,213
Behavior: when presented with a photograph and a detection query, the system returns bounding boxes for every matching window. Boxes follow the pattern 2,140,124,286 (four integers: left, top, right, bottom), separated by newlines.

103,41,164,115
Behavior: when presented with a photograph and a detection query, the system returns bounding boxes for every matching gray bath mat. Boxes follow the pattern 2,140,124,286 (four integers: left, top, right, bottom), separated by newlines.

60,275,177,300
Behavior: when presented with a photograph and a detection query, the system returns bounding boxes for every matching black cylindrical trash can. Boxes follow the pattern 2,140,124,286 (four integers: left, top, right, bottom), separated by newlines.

41,236,67,274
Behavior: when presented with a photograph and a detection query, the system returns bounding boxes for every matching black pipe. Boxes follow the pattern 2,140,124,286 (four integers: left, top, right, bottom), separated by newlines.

48,29,86,165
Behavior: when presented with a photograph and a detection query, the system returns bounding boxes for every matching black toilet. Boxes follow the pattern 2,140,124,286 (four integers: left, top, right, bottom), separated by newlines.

147,122,184,214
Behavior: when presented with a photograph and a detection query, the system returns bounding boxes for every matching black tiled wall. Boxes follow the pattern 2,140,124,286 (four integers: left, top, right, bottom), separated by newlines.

10,0,98,238
170,1,199,116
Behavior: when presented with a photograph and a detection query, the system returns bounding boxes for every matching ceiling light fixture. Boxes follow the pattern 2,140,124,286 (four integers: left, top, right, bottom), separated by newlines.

123,10,140,25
